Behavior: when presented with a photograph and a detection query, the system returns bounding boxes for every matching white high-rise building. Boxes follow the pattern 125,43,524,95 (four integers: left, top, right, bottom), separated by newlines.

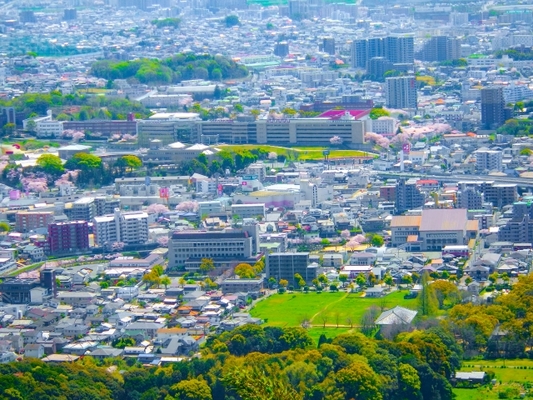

93,209,149,247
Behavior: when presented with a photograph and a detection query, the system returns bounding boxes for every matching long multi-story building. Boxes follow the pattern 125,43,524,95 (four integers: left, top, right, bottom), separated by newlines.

391,209,478,251
168,230,255,271
266,252,317,284
47,221,89,255
93,209,149,247
15,211,55,233
197,112,367,147
386,76,417,110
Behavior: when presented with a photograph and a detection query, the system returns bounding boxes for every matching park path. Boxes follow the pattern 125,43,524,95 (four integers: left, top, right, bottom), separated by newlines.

309,291,350,324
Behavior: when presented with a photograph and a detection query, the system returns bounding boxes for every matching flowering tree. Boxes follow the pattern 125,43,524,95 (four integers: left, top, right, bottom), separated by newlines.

62,129,85,142
176,201,199,213
157,236,169,247
268,151,277,161
330,135,343,145
122,134,137,142
21,177,48,193
365,132,390,148
340,229,351,239
54,170,79,187
147,203,169,214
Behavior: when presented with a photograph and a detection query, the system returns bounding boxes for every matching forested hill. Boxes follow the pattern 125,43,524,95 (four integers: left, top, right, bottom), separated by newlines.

90,54,248,84
0,327,460,400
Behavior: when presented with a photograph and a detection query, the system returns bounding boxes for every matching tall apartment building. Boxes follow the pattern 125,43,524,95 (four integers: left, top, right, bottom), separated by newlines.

93,209,149,247
498,201,533,243
47,221,89,255
458,181,517,209
456,187,484,210
386,76,417,109
481,86,507,130
274,42,289,57
416,36,461,62
385,36,414,64
351,36,414,69
15,211,55,233
95,197,121,216
168,230,255,271
395,179,425,214
288,0,309,19
475,149,503,172
322,37,336,55
69,197,96,221
266,252,317,283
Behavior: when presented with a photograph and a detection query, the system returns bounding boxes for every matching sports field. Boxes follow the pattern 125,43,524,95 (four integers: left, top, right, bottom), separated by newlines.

219,144,374,161
250,290,417,328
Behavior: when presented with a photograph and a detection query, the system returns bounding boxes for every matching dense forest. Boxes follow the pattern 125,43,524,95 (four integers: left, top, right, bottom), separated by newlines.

0,326,459,400
89,54,248,84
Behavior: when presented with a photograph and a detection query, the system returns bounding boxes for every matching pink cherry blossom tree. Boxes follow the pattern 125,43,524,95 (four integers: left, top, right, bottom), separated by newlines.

176,201,199,213
147,203,169,214
330,135,343,145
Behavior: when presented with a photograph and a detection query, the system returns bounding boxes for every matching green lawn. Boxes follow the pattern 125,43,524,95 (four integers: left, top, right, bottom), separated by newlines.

218,144,374,161
250,290,417,328
453,359,533,399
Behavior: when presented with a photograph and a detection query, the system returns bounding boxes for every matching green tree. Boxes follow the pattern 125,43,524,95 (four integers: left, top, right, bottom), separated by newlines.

235,263,256,279
37,154,64,175
418,271,438,316
397,363,422,399
65,152,102,170
225,15,240,27
160,276,171,289
0,221,10,233
339,274,348,287
370,234,384,247
171,378,212,400
25,119,37,133
369,107,390,120
356,273,367,289
335,361,383,400
223,367,302,400
116,155,142,173
2,122,15,136
199,258,215,273
384,273,394,289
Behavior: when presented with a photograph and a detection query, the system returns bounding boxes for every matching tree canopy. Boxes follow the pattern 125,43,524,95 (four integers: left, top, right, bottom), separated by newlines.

90,53,248,84
36,154,64,175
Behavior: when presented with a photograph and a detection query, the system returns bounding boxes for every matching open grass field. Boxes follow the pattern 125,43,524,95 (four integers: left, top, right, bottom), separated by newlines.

219,144,375,161
250,290,417,329
453,359,533,400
